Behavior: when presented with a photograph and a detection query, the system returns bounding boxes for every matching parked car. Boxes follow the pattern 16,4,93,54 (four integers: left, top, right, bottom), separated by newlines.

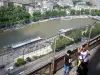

0,65,5,69
6,66,14,71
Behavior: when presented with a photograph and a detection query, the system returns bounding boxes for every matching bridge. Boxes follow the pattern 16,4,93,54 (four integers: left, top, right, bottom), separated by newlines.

8,34,100,75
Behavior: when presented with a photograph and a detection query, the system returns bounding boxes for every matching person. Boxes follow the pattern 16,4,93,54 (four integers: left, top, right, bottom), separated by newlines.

77,62,88,75
64,50,72,75
64,63,69,75
77,43,90,75
80,44,90,66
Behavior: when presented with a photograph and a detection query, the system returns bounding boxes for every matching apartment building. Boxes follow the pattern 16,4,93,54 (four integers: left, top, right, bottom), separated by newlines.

0,0,8,7
89,0,100,7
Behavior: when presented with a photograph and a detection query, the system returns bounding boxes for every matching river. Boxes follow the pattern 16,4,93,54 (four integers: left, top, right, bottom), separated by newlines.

0,18,95,50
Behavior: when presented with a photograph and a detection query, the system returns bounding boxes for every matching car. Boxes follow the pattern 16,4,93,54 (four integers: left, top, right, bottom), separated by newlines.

19,71,24,75
6,66,14,71
0,65,5,69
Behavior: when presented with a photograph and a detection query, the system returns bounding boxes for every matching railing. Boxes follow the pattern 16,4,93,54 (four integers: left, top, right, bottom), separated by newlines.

26,35,100,75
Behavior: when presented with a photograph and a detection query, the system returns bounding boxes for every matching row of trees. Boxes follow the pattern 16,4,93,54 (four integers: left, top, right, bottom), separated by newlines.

32,10,66,22
0,5,66,29
52,23,100,51
15,54,45,67
51,37,74,51
0,6,30,28
70,9,100,16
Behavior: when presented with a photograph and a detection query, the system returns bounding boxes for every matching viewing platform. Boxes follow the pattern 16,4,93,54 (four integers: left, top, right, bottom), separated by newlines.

55,44,100,75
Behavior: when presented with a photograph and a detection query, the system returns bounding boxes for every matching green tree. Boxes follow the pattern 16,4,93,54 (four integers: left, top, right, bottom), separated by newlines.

70,9,76,15
84,9,90,15
0,6,30,29
76,10,80,15
81,9,85,15
33,12,42,21
26,57,32,62
73,1,77,7
86,2,92,6
51,37,74,51
16,58,26,65
91,10,96,16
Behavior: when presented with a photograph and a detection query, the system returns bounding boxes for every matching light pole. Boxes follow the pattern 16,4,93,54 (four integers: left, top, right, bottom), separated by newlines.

1,50,4,66
22,46,26,74
11,48,15,66
52,33,75,74
52,36,57,74
88,25,95,42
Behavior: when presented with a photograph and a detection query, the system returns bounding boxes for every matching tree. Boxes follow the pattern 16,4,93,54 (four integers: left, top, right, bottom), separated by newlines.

70,9,76,15
81,9,85,15
95,10,100,16
84,9,90,15
16,58,26,66
33,12,42,21
26,57,32,62
86,2,92,6
76,10,80,15
91,10,96,16
73,1,77,7
64,5,71,9
0,6,30,29
51,37,74,51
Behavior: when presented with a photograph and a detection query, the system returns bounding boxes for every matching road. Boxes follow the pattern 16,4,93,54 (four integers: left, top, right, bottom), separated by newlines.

88,44,100,75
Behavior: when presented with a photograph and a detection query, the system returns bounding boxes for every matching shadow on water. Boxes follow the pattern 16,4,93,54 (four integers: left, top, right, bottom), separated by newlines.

88,45,100,75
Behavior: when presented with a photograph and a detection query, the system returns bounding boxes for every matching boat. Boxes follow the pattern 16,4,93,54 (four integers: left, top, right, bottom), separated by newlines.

11,36,42,49
59,28,73,34
61,17,71,20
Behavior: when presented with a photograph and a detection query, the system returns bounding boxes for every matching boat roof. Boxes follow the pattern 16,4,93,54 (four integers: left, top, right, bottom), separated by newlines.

11,36,42,49
59,28,73,33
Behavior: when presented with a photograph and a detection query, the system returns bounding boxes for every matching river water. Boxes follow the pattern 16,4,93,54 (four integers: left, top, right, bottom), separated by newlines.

0,18,95,49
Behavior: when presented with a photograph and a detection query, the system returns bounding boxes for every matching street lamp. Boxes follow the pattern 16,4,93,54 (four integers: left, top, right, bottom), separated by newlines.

52,33,75,74
22,46,26,75
88,25,95,42
52,36,57,74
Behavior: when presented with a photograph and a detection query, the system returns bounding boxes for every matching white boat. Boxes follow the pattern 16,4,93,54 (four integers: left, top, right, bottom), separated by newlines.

59,28,73,34
61,17,71,20
11,36,42,49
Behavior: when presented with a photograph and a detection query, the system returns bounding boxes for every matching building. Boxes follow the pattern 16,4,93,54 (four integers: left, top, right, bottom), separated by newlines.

89,0,100,7
41,0,54,13
57,0,73,7
0,0,8,7
80,0,89,2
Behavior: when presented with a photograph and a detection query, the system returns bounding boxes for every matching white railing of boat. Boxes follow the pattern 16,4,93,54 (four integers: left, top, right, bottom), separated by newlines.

11,36,42,49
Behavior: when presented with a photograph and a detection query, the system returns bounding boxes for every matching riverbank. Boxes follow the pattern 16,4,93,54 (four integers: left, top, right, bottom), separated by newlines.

0,15,93,34
0,17,60,34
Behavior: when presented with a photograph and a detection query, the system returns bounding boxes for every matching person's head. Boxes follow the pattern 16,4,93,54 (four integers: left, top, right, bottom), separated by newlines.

67,50,72,56
82,43,88,52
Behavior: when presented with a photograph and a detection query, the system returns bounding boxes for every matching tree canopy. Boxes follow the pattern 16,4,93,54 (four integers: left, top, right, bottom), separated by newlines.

0,6,30,28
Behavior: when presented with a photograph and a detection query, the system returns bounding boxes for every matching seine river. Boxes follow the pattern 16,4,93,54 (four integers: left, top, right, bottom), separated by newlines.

0,18,95,49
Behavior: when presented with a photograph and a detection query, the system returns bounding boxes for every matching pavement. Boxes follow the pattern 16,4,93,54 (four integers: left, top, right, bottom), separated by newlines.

88,44,100,75
54,68,77,75
54,59,77,75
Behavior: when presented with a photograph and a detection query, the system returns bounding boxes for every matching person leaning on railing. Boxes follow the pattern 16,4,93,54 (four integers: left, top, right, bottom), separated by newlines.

77,43,90,75
80,43,90,65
